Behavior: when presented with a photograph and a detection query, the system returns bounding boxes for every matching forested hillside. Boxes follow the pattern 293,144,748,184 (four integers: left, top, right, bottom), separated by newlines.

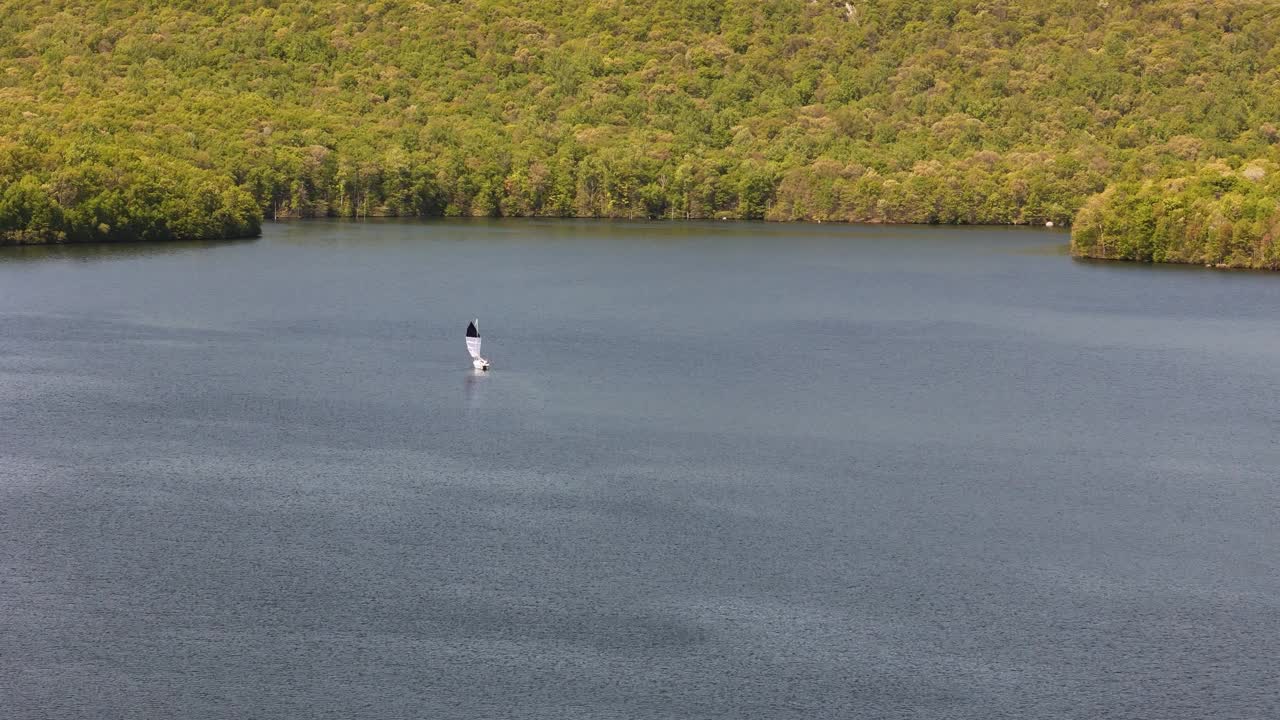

2,1,1279,265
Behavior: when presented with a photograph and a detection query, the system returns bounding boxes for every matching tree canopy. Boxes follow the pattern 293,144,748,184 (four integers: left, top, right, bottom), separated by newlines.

2,0,1278,265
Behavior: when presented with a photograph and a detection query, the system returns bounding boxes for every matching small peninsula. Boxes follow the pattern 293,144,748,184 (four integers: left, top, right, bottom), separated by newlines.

2,1,1278,266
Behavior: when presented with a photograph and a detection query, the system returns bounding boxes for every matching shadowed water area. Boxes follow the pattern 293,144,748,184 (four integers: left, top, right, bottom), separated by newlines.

2,220,1278,719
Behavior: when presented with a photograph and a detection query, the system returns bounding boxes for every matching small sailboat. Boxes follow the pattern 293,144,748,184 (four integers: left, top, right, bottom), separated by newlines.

466,319,489,371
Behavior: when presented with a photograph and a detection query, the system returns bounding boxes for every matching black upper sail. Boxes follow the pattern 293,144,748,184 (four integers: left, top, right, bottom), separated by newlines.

466,321,479,338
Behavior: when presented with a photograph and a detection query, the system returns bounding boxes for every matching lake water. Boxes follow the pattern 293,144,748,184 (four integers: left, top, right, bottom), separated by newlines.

2,220,1277,719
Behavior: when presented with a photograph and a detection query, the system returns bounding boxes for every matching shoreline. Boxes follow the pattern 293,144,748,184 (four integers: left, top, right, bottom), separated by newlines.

12,216,1276,273
4,213,1065,246
0,228,263,248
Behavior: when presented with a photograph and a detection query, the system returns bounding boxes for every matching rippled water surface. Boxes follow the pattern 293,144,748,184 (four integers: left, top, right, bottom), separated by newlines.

2,220,1277,719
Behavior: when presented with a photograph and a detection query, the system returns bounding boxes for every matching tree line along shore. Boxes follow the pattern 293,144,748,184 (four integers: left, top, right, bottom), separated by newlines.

2,1,1278,267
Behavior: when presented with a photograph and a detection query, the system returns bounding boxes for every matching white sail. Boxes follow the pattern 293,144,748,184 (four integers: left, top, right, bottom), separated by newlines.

466,319,488,369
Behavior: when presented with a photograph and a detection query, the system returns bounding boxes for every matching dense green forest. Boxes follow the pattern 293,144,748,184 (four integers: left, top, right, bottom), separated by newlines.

2,1,1278,265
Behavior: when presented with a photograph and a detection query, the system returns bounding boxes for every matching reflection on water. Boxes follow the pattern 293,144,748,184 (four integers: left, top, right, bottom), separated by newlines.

463,369,487,408
1009,241,1072,256
0,237,258,263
